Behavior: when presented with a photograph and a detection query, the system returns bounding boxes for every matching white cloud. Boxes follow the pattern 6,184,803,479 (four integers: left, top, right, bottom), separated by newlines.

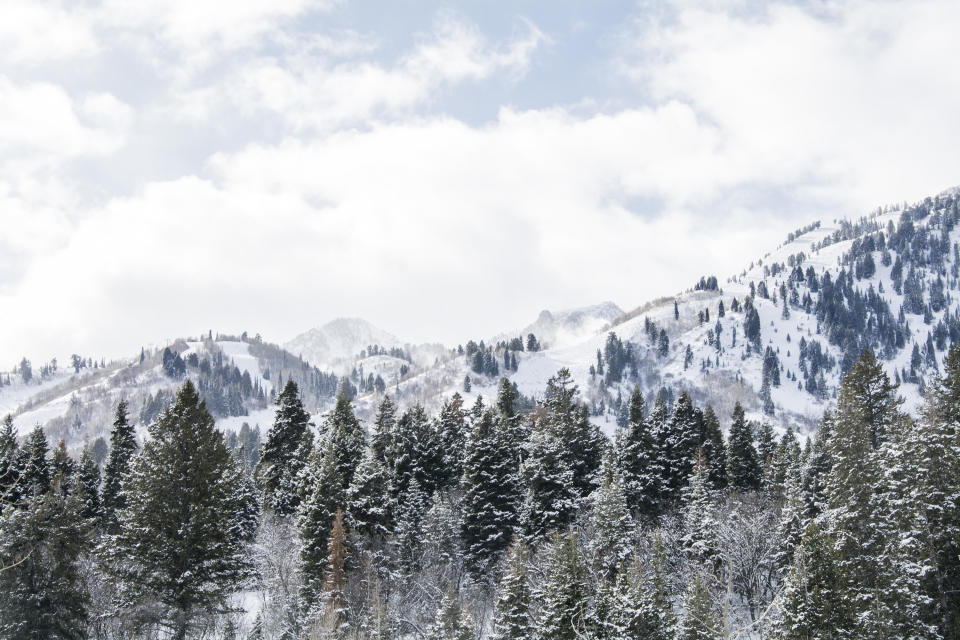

623,0,960,208
0,1,98,64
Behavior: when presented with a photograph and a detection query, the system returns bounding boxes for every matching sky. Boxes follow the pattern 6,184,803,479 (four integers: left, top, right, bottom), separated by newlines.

2,0,960,364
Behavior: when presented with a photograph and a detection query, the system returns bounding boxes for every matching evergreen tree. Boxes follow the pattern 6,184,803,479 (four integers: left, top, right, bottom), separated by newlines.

774,522,853,639
21,426,50,498
677,572,720,640
916,345,960,637
50,440,74,488
107,381,256,639
389,405,442,498
370,395,396,463
76,444,101,521
255,380,312,515
326,393,366,491
393,478,430,578
102,400,138,533
615,532,675,640
520,417,577,542
542,369,604,499
461,409,522,576
490,541,536,640
660,392,701,503
539,532,587,640
700,406,727,490
587,457,634,581
299,438,346,608
726,402,761,491
682,452,720,570
0,414,21,505
426,587,475,640
616,386,662,519
0,477,90,639
346,446,393,544
436,393,467,489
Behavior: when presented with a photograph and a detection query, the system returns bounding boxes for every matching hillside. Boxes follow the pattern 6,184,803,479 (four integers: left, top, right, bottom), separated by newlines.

3,187,959,446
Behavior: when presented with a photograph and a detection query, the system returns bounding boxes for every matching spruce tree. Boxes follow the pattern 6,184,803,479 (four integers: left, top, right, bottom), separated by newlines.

677,572,720,640
616,386,662,519
436,393,467,489
613,533,675,640
587,457,634,581
682,452,720,570
76,444,101,521
101,400,137,529
326,393,366,491
21,426,50,498
108,381,256,639
426,586,475,640
346,446,393,545
660,392,701,503
0,414,22,505
299,438,346,608
520,418,577,542
389,405,442,498
542,369,604,499
699,405,727,490
539,532,587,640
371,395,396,463
0,476,90,639
460,409,522,576
490,541,536,640
255,380,312,515
726,402,761,491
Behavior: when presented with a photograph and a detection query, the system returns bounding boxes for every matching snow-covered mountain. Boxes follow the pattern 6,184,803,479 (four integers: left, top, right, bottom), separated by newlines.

5,186,960,447
285,318,403,370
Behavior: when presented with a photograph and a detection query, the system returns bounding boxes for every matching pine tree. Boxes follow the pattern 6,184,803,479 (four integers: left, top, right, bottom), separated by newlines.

461,409,522,576
326,393,366,491
773,522,853,639
520,417,577,542
660,392,701,503
539,532,587,640
490,541,536,640
393,477,430,578
542,369,604,499
677,572,719,640
700,405,727,490
371,395,397,463
346,446,393,544
21,426,50,498
682,452,720,570
102,400,137,528
0,476,90,638
616,386,662,519
587,457,634,581
76,444,102,521
916,345,960,637
436,393,467,489
107,381,256,639
726,402,760,491
389,405,442,498
0,414,21,506
255,380,312,515
299,438,346,608
426,586,475,640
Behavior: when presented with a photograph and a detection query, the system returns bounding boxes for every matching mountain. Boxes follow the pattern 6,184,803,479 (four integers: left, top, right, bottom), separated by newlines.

494,301,624,350
4,186,960,448
284,317,403,370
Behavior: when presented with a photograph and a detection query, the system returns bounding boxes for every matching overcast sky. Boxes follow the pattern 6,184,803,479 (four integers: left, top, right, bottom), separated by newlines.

2,0,960,364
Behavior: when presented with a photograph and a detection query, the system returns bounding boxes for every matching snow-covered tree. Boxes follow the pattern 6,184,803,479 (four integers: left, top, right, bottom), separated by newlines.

256,380,312,515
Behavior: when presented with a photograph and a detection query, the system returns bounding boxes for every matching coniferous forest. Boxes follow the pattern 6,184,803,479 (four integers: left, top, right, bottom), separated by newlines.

2,345,959,640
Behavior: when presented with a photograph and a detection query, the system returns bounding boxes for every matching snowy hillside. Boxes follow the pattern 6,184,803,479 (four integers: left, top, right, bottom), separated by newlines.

5,188,960,444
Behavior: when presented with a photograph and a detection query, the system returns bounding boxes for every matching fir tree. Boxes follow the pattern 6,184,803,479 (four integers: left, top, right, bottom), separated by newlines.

682,452,720,570
726,402,761,491
436,393,467,489
326,393,366,491
616,386,662,519
255,380,312,515
520,417,577,542
0,476,90,639
108,381,256,639
346,446,393,544
490,541,536,640
700,406,727,490
426,586,475,640
660,392,701,503
102,406,139,526
587,457,634,581
299,438,346,608
370,395,396,463
76,444,102,521
461,409,522,576
389,405,442,498
0,414,21,505
677,572,720,640
21,426,50,498
539,532,587,640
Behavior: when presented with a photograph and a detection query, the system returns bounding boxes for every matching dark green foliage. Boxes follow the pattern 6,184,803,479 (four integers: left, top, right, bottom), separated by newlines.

108,381,256,638
255,380,311,515
326,393,366,491
76,445,101,521
490,542,535,640
539,533,587,640
0,479,90,640
616,386,662,518
726,402,761,491
21,426,50,499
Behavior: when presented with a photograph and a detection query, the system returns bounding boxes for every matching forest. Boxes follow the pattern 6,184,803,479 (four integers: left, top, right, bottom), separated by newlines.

1,345,958,640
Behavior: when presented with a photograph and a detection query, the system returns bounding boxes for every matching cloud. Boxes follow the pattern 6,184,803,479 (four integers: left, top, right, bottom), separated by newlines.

621,0,960,208
170,15,546,131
